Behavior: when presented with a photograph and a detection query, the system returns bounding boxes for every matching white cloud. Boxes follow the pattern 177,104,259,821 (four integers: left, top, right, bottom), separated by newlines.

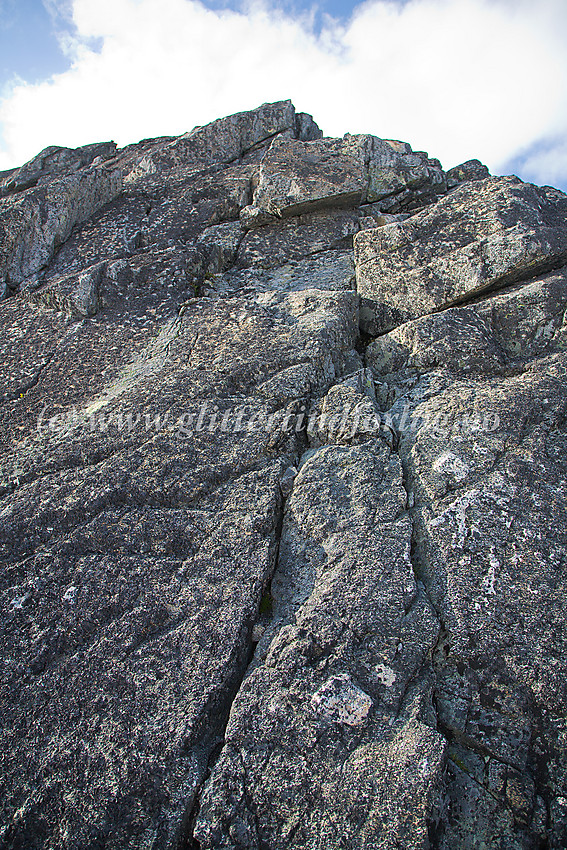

517,139,567,187
0,0,566,189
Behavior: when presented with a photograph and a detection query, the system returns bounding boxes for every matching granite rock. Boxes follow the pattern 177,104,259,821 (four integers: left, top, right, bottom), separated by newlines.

0,165,123,288
1,100,567,850
446,158,490,189
355,176,567,334
0,142,117,198
249,133,447,223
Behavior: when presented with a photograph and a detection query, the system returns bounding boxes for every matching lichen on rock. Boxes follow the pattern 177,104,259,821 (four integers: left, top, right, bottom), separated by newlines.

1,100,566,850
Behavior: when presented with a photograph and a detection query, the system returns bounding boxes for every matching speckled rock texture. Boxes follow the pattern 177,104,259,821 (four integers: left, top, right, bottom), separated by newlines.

0,100,566,850
356,176,567,334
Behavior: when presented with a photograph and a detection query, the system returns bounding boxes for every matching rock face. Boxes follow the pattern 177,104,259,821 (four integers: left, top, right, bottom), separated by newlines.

0,100,566,850
355,176,567,334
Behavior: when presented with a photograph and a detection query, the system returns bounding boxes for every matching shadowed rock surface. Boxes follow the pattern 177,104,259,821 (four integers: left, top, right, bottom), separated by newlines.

0,100,566,849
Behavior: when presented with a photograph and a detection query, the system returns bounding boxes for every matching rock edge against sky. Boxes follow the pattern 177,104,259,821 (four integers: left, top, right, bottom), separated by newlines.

1,100,567,849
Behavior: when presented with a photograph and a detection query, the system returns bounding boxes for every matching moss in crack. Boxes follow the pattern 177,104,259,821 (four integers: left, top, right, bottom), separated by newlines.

258,589,273,617
189,275,202,297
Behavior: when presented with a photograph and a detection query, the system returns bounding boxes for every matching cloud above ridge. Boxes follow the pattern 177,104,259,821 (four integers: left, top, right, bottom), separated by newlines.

1,0,566,189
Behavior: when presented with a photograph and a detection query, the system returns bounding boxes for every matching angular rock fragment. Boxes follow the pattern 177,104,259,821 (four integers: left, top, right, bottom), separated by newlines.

249,133,446,223
355,176,567,334
0,165,123,288
307,367,382,447
366,266,567,377
446,158,490,188
72,262,105,317
253,135,369,217
0,141,117,197
295,111,323,142
124,99,301,180
367,139,446,205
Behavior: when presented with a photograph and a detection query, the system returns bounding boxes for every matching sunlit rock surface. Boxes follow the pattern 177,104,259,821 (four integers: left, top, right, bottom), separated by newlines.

1,100,566,850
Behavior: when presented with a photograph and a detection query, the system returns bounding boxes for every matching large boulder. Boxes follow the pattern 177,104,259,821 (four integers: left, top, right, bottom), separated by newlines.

247,133,447,222
355,176,567,334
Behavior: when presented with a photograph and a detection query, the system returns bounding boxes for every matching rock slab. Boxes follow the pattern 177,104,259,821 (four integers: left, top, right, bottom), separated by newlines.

1,100,567,850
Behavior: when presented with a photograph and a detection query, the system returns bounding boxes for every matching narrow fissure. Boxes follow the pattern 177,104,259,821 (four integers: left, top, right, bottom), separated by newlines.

431,253,567,312
365,254,567,343
180,422,310,849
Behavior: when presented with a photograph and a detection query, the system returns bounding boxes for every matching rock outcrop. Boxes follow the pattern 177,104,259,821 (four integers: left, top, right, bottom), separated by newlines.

1,99,566,850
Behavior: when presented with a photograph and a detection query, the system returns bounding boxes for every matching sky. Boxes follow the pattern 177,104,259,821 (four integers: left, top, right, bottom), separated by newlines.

0,0,566,191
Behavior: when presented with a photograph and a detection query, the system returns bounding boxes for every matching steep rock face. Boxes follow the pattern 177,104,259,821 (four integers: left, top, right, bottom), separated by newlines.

356,176,567,334
249,133,445,220
0,101,566,850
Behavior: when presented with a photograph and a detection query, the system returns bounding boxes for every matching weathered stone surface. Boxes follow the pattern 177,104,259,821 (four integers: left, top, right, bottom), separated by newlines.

366,267,567,377
0,142,117,198
1,99,567,850
0,282,358,846
402,357,567,849
124,100,300,180
141,164,253,250
356,176,567,334
205,249,355,297
194,441,444,849
362,260,567,847
446,158,490,188
0,165,123,288
237,209,360,268
249,133,447,223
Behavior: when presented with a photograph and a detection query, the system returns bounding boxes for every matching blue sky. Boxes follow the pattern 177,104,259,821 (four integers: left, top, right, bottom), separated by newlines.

0,0,361,91
0,0,68,88
1,0,566,192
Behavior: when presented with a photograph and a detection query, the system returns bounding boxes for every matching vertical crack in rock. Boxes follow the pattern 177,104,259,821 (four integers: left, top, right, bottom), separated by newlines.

181,452,295,850
2,99,567,850
366,269,567,847
190,369,446,847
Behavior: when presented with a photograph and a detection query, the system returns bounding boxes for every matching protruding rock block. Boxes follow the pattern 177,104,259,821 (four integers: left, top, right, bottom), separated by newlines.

124,100,304,179
0,142,118,198
366,267,567,377
253,135,369,217
249,133,447,223
446,158,490,188
355,176,567,334
0,166,123,288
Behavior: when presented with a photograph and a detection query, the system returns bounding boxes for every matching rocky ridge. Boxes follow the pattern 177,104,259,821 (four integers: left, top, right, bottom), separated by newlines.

0,100,566,849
